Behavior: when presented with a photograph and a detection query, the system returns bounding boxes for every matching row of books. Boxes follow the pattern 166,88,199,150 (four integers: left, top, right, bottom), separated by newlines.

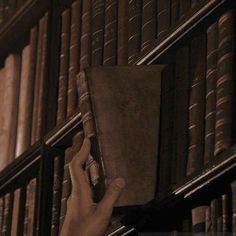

158,9,235,197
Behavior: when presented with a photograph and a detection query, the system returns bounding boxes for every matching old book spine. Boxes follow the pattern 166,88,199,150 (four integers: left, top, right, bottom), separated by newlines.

80,0,91,69
128,0,142,63
171,0,179,25
215,10,235,156
117,0,128,65
103,0,118,65
59,131,84,232
67,0,82,117
23,183,30,236
222,193,230,234
205,206,211,233
204,22,218,164
192,206,208,235
57,9,71,125
0,0,4,25
187,34,206,176
210,198,222,234
91,0,105,66
172,46,190,184
157,0,170,41
231,181,236,236
141,0,156,52
0,197,4,232
179,0,191,18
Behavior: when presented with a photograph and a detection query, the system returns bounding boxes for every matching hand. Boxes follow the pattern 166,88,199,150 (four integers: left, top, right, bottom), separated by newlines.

60,138,125,236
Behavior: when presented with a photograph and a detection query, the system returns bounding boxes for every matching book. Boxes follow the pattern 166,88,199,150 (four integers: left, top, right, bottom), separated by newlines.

0,197,4,233
205,206,211,233
2,193,14,235
91,0,105,66
215,10,235,156
56,9,71,125
222,193,230,233
187,34,206,176
141,0,156,52
171,0,179,25
67,0,82,117
117,0,128,65
77,65,163,206
179,0,191,18
204,22,218,164
0,0,4,25
192,206,208,235
128,0,142,63
231,181,236,235
210,198,222,234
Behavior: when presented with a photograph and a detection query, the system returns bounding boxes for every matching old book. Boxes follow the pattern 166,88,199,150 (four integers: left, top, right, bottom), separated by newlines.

77,65,163,206
56,9,71,125
0,197,4,232
91,0,105,66
157,0,170,41
117,0,128,65
67,0,82,117
204,22,218,164
205,206,211,233
0,0,4,25
2,193,14,235
179,0,191,18
171,0,179,24
80,0,91,69
192,206,208,235
210,198,222,234
187,34,206,176
31,13,49,144
231,181,236,236
141,0,156,52
222,193,230,234
215,10,235,156
59,131,84,231
128,0,142,63
0,54,21,167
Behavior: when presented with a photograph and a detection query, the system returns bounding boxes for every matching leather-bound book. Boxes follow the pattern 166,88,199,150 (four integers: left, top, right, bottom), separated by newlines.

141,0,156,52
77,65,163,206
0,0,4,25
187,34,206,177
157,0,170,41
117,0,128,65
179,0,191,18
231,181,236,235
56,9,71,125
210,198,222,234
67,0,82,117
103,0,118,65
222,193,230,234
31,13,49,144
215,10,235,156
91,0,105,66
171,0,179,25
80,0,91,69
59,131,84,231
192,206,208,235
205,206,211,234
172,46,190,184
128,0,142,64
204,22,218,164
0,197,4,232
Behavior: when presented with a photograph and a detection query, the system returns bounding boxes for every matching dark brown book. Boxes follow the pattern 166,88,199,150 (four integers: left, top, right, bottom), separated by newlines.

231,181,236,235
59,131,84,232
215,10,235,156
31,13,49,144
0,197,4,233
205,206,211,234
192,206,208,235
103,0,118,65
172,46,190,184
77,65,163,206
171,0,179,25
56,9,71,125
157,0,170,41
67,0,82,117
117,0,128,65
0,0,4,25
91,0,105,66
204,22,218,164
186,34,206,177
191,0,198,8
141,0,156,52
80,0,91,69
222,193,230,234
128,0,142,63
179,0,191,18
210,198,222,234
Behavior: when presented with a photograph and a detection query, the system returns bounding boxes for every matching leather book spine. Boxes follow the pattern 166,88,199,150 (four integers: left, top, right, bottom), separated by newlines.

205,206,211,234
171,0,179,25
57,9,71,125
210,198,222,234
80,0,91,69
141,0,156,52
91,0,105,66
179,0,191,18
0,197,4,232
231,181,236,236
128,0,142,64
157,0,170,41
103,0,118,65
117,0,128,65
67,0,82,117
222,193,230,234
0,0,4,25
187,34,206,177
215,10,235,156
204,22,218,164
192,206,208,235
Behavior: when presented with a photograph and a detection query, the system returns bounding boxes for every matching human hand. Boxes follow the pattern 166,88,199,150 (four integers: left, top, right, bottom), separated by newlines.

60,138,125,236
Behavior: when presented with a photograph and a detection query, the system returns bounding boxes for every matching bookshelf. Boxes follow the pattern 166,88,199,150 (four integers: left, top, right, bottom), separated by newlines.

0,0,235,235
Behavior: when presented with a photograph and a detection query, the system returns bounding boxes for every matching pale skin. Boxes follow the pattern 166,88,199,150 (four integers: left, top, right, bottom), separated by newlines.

60,138,126,236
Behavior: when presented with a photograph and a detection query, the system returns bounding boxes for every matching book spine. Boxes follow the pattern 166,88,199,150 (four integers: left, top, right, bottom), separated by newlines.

67,0,82,117
187,34,206,176
28,179,37,236
2,193,13,236
157,0,170,41
91,0,105,66
80,0,91,69
205,206,211,233
128,0,142,63
179,0,191,18
103,0,118,65
191,0,198,8
141,0,156,52
56,9,71,125
0,197,4,232
215,10,235,155
23,183,30,236
117,0,128,65
210,198,222,234
222,193,230,233
192,206,208,235
171,0,179,25
231,181,236,236
204,22,218,164
0,0,4,25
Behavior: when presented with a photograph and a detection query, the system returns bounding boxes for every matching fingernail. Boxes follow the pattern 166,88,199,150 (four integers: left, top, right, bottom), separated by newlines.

114,178,126,189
